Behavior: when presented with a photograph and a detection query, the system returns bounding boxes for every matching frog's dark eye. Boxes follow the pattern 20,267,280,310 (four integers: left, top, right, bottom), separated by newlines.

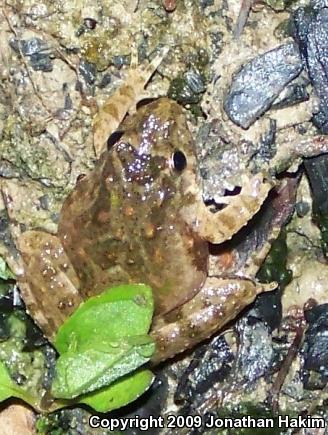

172,150,187,172
107,131,124,149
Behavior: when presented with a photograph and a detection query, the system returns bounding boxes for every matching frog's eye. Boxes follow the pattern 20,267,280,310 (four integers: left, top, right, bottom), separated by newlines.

172,150,187,172
107,131,124,149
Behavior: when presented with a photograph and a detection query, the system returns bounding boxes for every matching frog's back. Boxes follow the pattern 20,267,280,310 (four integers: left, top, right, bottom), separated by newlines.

58,98,208,315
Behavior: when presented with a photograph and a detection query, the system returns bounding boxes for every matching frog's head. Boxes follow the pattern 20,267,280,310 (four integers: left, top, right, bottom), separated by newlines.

110,97,273,244
108,97,199,208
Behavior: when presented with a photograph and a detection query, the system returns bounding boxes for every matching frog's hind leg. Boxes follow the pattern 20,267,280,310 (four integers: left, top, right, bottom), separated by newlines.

17,231,83,341
93,45,169,157
128,45,170,112
150,277,276,364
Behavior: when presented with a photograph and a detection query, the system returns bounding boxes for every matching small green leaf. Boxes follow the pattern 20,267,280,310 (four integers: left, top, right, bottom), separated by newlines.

78,369,154,413
0,360,38,408
55,284,154,354
0,258,14,281
52,339,154,398
52,284,155,401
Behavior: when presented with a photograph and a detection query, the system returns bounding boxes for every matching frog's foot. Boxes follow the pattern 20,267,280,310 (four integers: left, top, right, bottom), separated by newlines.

150,276,276,364
181,173,275,244
17,230,83,341
93,46,169,158
272,135,328,174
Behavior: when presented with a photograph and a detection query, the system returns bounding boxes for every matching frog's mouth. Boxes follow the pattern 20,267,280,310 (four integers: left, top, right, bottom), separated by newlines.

180,173,274,244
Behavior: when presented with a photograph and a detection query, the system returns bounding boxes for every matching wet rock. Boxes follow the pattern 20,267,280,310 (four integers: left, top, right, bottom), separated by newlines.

112,55,131,69
195,119,258,201
303,304,328,389
9,37,53,72
84,18,97,30
184,70,206,94
79,60,97,85
304,155,328,253
224,42,303,129
251,118,277,167
292,6,328,132
312,0,328,9
295,200,310,217
29,52,53,72
304,155,328,216
175,336,233,404
272,76,310,109
255,230,292,331
235,317,274,383
0,160,21,179
9,37,48,56
168,69,206,106
98,73,112,88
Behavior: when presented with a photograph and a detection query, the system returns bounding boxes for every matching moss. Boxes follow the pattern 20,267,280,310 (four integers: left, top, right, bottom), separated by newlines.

264,0,299,11
257,230,292,287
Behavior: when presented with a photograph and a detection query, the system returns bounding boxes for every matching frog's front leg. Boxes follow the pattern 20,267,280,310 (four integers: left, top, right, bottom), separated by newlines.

181,172,274,244
150,277,276,364
17,231,83,340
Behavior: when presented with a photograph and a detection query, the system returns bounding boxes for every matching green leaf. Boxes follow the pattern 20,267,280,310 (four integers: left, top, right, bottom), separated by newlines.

0,258,14,281
0,360,38,408
52,284,155,400
78,369,154,413
52,339,154,398
55,284,154,354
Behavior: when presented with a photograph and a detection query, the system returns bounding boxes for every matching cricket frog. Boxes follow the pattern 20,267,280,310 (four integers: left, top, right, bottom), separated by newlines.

18,98,274,363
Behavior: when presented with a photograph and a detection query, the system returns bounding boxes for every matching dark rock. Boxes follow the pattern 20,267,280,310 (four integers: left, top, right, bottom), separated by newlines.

112,55,131,69
303,303,328,389
184,70,206,94
84,18,97,30
175,336,233,404
295,200,310,217
252,118,277,166
235,317,274,383
292,6,328,132
98,73,112,88
304,155,328,216
224,42,303,129
79,60,97,85
312,0,328,9
9,37,48,56
272,76,310,109
304,154,328,253
9,37,53,72
29,52,53,72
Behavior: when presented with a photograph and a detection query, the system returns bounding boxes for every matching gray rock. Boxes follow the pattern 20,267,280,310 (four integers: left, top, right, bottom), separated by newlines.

224,42,303,129
311,0,328,9
79,60,97,85
293,7,328,132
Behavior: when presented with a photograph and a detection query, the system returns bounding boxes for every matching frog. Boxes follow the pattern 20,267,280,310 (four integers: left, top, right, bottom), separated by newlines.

17,96,277,364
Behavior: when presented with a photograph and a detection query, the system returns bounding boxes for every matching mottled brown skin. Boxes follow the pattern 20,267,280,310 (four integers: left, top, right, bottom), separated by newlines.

59,98,208,316
18,98,274,362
